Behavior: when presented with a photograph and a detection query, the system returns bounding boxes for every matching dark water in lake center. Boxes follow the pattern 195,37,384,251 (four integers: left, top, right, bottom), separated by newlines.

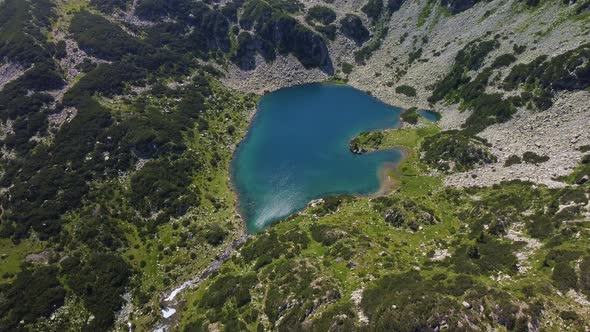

231,83,403,233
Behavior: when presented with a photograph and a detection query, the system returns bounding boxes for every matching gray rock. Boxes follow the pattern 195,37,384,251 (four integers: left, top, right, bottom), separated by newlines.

462,301,472,309
347,260,358,268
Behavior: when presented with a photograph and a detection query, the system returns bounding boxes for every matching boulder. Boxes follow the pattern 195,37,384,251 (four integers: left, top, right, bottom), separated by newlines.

462,301,472,309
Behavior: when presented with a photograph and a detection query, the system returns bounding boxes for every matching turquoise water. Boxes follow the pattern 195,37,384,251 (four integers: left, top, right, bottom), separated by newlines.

231,83,403,233
418,110,441,122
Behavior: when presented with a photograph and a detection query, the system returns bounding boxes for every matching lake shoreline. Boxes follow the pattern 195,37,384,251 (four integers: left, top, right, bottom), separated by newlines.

229,83,407,233
372,146,410,198
226,105,258,234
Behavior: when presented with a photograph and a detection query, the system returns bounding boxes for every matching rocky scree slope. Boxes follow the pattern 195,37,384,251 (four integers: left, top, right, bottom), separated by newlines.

223,0,590,189
0,0,589,331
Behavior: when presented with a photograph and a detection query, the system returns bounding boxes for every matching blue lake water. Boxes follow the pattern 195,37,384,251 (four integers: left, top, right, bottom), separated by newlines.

231,83,403,233
418,110,441,122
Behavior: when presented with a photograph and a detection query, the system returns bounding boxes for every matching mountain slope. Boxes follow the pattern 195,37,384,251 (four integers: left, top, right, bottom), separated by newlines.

0,0,588,331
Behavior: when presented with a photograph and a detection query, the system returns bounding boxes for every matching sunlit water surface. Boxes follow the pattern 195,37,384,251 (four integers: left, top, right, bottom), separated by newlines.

231,83,403,233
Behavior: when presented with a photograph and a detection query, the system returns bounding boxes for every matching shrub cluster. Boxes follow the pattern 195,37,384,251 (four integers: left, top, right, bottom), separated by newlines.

491,53,516,68
89,0,128,13
306,5,336,25
234,0,330,69
315,24,337,40
504,154,522,167
503,43,590,110
421,130,496,172
70,11,147,61
341,62,354,74
340,14,370,44
313,195,354,216
199,273,258,310
372,196,440,231
362,0,384,22
361,269,535,331
428,39,520,133
310,224,345,246
400,107,420,124
305,5,338,40
440,0,487,13
522,151,550,164
61,253,132,330
451,237,519,275
0,266,65,330
387,0,407,13
241,229,310,269
0,0,57,65
0,63,64,155
396,84,417,97
130,158,199,217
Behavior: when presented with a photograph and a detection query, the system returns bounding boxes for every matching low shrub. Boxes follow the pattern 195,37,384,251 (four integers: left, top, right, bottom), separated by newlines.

408,48,422,64
306,5,336,25
199,273,257,309
526,214,556,239
504,154,522,167
316,195,353,215
70,11,147,61
340,14,370,44
579,256,590,296
421,131,496,172
310,224,345,246
90,0,128,13
129,158,199,217
0,266,65,330
372,196,439,230
315,24,337,40
395,84,417,97
552,262,578,292
362,0,383,22
522,151,549,164
62,253,132,330
341,62,354,74
462,93,516,135
400,107,419,124
491,53,516,68
205,224,228,246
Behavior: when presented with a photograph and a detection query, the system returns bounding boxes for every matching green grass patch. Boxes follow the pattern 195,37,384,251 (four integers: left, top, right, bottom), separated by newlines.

0,239,45,283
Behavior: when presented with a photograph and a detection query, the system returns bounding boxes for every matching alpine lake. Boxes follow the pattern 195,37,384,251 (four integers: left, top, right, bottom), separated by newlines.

231,83,405,233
